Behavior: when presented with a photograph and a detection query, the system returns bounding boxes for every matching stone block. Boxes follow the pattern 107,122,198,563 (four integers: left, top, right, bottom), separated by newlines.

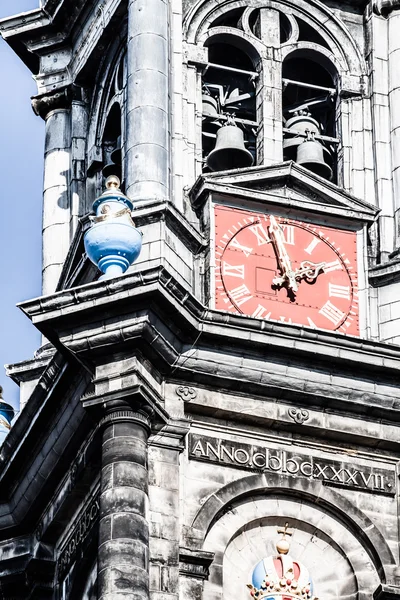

102,437,148,468
101,487,147,517
149,538,178,564
149,461,179,491
99,539,148,570
112,513,149,543
149,446,179,466
97,564,149,596
149,486,179,516
113,461,148,490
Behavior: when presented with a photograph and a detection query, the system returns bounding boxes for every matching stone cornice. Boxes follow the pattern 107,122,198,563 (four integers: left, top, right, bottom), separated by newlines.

373,0,400,15
17,265,400,421
190,162,378,224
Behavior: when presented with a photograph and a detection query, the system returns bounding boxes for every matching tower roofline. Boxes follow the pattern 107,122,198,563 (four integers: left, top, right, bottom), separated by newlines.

0,0,95,73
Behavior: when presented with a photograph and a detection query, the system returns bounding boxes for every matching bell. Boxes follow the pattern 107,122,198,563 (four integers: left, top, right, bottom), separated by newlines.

111,135,122,165
202,94,219,118
296,138,332,180
102,157,122,180
207,124,254,172
283,113,321,152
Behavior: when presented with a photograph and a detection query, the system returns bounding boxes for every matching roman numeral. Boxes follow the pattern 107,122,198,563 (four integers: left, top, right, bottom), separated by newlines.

329,283,351,300
304,237,321,255
279,316,293,324
222,262,245,279
251,304,271,319
224,284,253,306
249,223,271,246
319,301,345,326
229,237,253,257
307,317,317,328
282,225,295,245
324,260,343,273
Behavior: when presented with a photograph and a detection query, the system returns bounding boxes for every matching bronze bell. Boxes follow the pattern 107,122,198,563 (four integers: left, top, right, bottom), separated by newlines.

102,156,122,180
296,137,332,180
111,135,122,165
283,113,321,153
207,123,254,172
202,94,219,118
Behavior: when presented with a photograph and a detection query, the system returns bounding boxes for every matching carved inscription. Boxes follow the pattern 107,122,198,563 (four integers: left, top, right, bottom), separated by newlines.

189,434,395,495
58,493,100,578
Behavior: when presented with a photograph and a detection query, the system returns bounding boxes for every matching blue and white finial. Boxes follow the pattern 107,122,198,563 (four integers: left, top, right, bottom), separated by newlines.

84,175,143,280
0,387,14,445
247,524,319,600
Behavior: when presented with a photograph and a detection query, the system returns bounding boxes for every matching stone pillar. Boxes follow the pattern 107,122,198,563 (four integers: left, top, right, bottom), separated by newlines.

257,8,282,166
125,0,170,203
387,8,400,247
70,97,88,238
366,6,394,261
42,107,71,295
98,405,152,600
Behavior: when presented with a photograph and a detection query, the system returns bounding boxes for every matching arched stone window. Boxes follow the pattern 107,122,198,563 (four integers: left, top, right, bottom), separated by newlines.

184,0,366,191
86,43,126,209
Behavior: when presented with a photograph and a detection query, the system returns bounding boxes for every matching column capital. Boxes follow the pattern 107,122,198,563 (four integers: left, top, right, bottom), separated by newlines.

373,0,400,16
31,84,83,119
99,404,154,433
81,383,169,430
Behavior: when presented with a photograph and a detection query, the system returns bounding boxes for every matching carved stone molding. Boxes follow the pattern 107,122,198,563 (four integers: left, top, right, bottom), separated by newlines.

373,0,400,16
179,548,215,579
99,407,154,432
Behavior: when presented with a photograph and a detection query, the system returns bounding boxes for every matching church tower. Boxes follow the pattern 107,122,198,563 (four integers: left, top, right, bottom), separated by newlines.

1,0,400,599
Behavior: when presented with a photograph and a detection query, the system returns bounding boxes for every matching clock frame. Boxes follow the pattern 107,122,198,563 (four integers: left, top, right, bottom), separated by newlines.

214,204,359,336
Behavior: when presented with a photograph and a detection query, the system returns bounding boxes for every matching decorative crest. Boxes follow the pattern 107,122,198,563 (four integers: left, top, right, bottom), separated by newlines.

247,523,319,600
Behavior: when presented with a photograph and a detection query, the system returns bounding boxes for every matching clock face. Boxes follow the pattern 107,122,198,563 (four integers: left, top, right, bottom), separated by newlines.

214,205,359,335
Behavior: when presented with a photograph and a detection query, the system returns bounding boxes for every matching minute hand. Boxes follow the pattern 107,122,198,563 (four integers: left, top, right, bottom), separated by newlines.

269,216,299,293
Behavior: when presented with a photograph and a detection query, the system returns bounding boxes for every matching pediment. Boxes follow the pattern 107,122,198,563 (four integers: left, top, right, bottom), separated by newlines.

190,161,378,224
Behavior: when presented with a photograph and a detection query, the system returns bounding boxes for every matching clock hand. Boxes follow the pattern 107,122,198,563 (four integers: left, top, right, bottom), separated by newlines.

269,216,299,293
294,260,325,283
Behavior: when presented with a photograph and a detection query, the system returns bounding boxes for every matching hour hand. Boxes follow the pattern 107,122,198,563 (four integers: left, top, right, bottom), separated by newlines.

294,261,325,283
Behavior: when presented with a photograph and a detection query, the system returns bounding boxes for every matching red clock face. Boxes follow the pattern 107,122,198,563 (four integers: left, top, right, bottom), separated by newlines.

214,205,359,335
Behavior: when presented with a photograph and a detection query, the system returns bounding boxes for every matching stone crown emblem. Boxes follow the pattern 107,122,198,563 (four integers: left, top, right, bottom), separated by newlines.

247,524,319,600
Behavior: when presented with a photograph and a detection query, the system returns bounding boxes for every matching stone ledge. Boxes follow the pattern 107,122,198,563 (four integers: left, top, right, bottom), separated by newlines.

179,548,214,579
374,584,400,600
369,259,400,287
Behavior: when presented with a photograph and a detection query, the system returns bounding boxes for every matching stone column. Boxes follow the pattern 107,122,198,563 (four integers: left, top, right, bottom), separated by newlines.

42,107,71,295
125,0,170,203
257,8,282,165
70,97,88,238
98,404,152,600
366,5,394,261
387,8,400,247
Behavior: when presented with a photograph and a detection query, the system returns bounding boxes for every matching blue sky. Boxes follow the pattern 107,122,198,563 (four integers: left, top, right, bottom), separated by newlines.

0,0,43,411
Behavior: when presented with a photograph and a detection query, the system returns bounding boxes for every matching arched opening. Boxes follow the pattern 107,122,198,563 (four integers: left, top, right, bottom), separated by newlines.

101,102,122,182
201,38,257,172
282,53,338,182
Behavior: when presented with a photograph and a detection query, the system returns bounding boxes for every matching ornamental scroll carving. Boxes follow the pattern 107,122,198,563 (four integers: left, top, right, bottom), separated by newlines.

176,386,197,401
288,408,310,424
